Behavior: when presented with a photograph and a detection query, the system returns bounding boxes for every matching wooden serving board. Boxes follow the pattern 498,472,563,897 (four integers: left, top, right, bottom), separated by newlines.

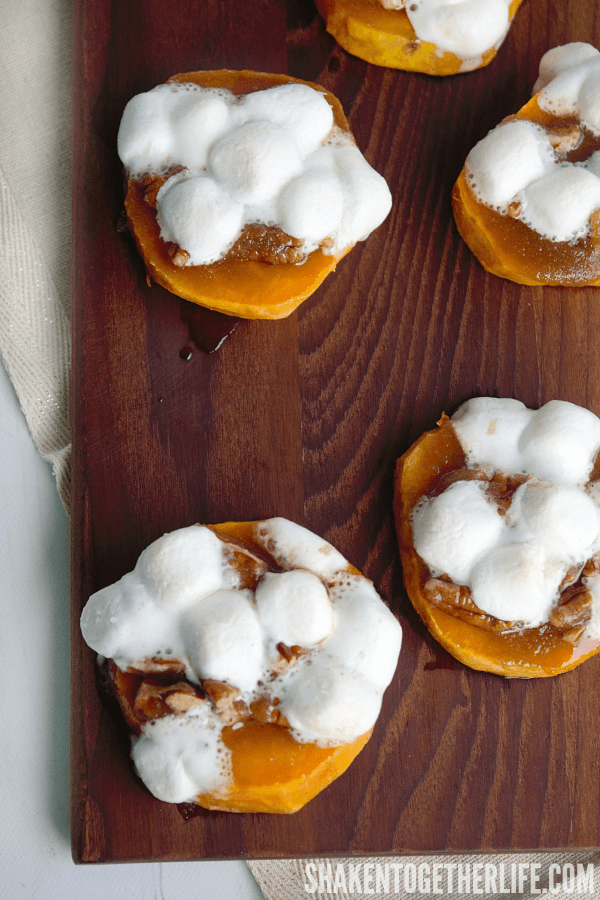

70,0,600,863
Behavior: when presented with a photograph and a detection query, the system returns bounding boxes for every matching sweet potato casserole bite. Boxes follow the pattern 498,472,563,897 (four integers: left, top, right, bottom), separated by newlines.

395,398,600,676
81,518,402,812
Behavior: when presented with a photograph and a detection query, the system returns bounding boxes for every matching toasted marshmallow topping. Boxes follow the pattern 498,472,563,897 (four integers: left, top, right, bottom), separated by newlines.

379,0,511,61
412,399,600,628
118,81,391,265
81,519,402,803
465,44,600,242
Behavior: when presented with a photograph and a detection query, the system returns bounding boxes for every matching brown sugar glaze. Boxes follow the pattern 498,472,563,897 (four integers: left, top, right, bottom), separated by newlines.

453,97,600,286
394,416,600,677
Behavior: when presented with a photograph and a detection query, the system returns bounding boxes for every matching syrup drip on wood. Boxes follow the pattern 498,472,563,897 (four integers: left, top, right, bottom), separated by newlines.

179,298,241,354
176,801,208,821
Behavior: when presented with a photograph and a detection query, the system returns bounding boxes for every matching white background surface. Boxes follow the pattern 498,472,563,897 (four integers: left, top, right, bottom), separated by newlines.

0,361,265,899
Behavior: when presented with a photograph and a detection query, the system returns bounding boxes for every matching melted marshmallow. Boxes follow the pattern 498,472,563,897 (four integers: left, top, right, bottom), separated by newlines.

412,481,504,585
466,120,555,209
379,0,511,60
131,707,229,804
118,81,391,265
80,519,402,802
412,399,600,627
465,43,600,242
255,570,334,646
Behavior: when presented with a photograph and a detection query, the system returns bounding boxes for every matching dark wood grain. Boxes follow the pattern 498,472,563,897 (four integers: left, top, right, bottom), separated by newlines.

71,0,600,861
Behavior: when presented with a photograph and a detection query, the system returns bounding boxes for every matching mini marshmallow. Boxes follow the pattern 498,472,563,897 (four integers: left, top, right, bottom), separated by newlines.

157,176,244,265
255,570,334,646
209,121,303,206
241,82,334,157
406,0,510,60
466,120,555,208
533,43,600,94
469,541,567,626
80,572,176,665
516,481,600,557
182,589,264,693
451,397,533,473
518,400,600,484
321,576,402,688
412,480,504,585
579,71,600,136
135,525,226,611
537,52,600,132
330,141,393,248
520,166,600,242
537,65,594,118
257,518,349,580
169,90,231,171
131,708,229,803
277,170,344,242
281,658,382,744
117,87,174,176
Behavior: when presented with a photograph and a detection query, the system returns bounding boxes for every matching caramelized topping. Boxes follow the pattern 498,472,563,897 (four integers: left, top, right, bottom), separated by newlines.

546,123,583,155
202,679,249,725
485,471,530,514
271,641,308,675
250,694,289,727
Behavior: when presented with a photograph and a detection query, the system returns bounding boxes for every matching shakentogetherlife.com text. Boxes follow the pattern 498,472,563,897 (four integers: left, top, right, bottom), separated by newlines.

303,861,595,895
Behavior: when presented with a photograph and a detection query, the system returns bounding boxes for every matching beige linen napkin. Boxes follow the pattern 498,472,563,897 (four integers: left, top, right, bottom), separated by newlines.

0,0,72,509
2,1,599,896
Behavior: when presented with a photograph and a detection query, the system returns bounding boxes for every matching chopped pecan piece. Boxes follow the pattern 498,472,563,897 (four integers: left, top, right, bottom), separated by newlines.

486,472,530,514
203,679,249,725
549,585,592,633
166,242,191,267
277,642,308,662
423,577,473,610
559,564,582,591
582,553,600,578
171,248,190,267
271,642,308,674
143,178,163,208
128,657,186,676
423,576,517,634
221,540,267,591
546,123,583,155
250,694,289,727
134,680,205,721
